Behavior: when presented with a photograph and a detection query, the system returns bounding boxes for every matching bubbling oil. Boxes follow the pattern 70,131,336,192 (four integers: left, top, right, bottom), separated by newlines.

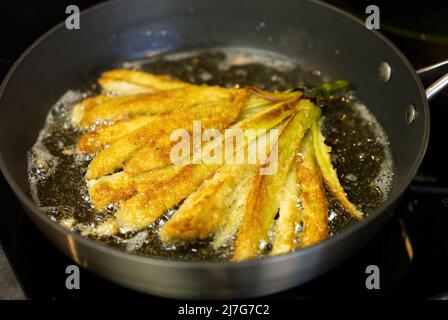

27,49,394,261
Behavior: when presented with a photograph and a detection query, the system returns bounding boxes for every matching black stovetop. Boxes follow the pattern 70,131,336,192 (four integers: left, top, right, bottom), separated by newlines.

0,1,447,300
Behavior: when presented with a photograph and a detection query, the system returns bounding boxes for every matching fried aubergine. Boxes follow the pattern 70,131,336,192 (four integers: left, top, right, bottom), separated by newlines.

71,69,189,128
98,69,189,95
87,91,301,210
110,98,300,229
233,100,322,261
85,87,248,180
70,68,365,261
271,133,328,255
295,133,329,248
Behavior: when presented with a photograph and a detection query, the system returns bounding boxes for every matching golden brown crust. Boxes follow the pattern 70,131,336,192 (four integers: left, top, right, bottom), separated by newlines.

296,134,328,248
81,94,113,111
72,70,360,259
110,99,293,231
311,121,363,220
88,172,136,210
105,96,297,230
72,70,190,127
115,164,220,229
233,167,266,260
85,88,248,180
123,88,249,175
78,86,241,128
78,91,180,128
88,164,186,210
270,163,300,255
270,133,329,255
91,100,296,231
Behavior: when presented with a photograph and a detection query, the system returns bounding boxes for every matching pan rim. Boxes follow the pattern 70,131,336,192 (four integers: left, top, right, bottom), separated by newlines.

0,0,430,269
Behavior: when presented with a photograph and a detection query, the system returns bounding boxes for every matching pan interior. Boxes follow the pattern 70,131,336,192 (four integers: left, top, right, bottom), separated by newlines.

27,48,394,261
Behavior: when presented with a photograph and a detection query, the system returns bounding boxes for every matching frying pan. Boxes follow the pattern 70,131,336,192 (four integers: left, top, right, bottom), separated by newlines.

0,0,447,299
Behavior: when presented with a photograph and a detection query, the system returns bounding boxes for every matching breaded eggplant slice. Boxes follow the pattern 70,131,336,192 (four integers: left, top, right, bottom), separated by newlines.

311,120,363,220
88,100,294,212
296,133,329,248
71,94,114,126
271,133,328,255
270,162,300,255
297,133,329,247
75,93,155,128
111,104,294,230
159,164,257,243
212,173,255,249
76,115,158,154
233,100,322,261
211,126,283,249
98,69,188,95
77,90,300,156
85,88,248,180
115,164,221,230
88,164,186,210
78,86,239,129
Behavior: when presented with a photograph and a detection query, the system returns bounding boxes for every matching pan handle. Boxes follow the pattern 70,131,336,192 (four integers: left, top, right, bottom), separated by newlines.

416,60,448,101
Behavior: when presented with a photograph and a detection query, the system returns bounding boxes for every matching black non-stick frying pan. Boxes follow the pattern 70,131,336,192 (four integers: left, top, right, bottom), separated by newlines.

0,0,447,299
